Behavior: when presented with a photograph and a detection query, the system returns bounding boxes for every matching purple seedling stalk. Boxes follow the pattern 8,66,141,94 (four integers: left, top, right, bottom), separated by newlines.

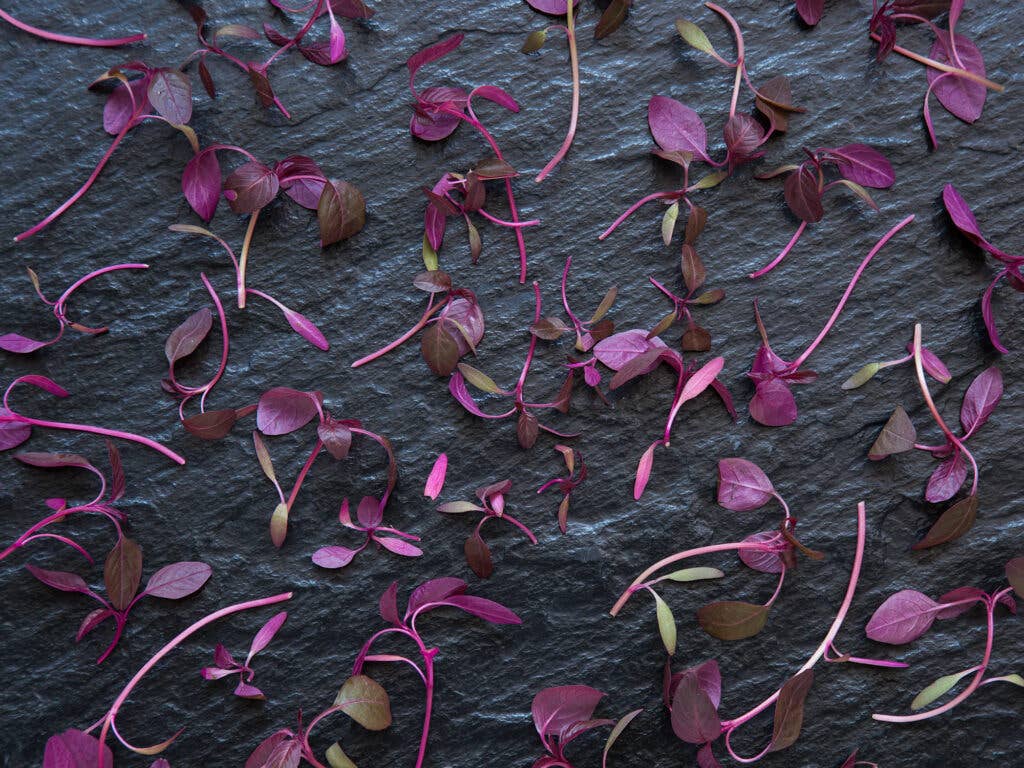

351,294,444,367
534,0,580,182
867,30,1003,93
90,592,293,761
0,7,145,47
2,376,185,465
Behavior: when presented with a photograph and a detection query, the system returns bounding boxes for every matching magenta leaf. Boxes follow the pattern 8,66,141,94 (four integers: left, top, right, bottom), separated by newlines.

942,183,987,246
214,643,238,669
441,297,485,355
670,675,722,744
17,374,70,398
103,77,150,135
411,86,468,141
408,33,464,79
959,367,1002,436
925,452,967,503
749,379,798,427
981,279,1007,353
796,0,824,25
927,33,986,123
43,729,113,768
225,161,280,213
697,743,723,768
234,681,266,699
147,69,193,124
276,156,326,209
357,495,383,528
473,85,519,112
144,561,212,599
77,607,114,641
526,0,579,13
829,144,895,188
245,731,300,768
311,545,359,569
935,587,987,619
424,453,448,500
677,659,722,708
405,577,467,619
318,419,352,460
182,149,222,221
438,594,520,625
532,685,604,737
0,409,32,450
0,333,52,353
246,611,288,665
865,589,941,644
633,441,658,500
717,458,775,511
375,536,423,557
26,564,90,594
15,451,93,469
740,531,785,574
918,345,952,383
165,308,212,364
594,329,664,370
256,387,320,435
280,305,329,351
648,95,709,162
379,581,400,625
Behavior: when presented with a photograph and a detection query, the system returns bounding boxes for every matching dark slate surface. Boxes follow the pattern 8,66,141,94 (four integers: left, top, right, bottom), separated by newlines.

1,1,1021,766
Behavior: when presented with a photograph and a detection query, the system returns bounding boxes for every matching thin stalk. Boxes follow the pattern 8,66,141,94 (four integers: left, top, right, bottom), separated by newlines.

869,32,1004,92
749,222,807,278
351,296,443,367
790,214,914,371
57,263,149,308
598,191,683,240
514,282,543,399
237,210,260,308
535,0,579,182
285,439,323,511
0,8,145,46
8,414,184,465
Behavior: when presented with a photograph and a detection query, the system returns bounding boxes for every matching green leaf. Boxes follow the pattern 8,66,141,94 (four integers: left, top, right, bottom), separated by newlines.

697,601,767,640
422,234,439,271
842,362,881,390
661,202,679,246
692,171,728,190
986,673,1024,688
436,501,485,514
270,502,289,548
911,667,977,711
521,29,547,53
653,591,677,655
252,431,276,484
662,566,725,582
334,675,392,731
457,363,501,393
326,743,357,768
602,708,642,767
770,669,814,751
675,19,718,56
589,285,618,324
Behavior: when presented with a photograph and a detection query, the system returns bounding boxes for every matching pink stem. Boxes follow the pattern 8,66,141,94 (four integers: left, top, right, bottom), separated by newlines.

0,8,145,46
514,283,543,399
598,191,682,241
500,512,538,544
791,215,914,371
57,263,149,309
535,0,579,182
749,222,807,278
197,274,230,413
10,413,184,465
285,439,323,511
351,296,442,367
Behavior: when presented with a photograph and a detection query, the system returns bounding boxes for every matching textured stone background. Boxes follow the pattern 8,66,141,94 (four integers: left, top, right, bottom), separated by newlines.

1,1,1021,766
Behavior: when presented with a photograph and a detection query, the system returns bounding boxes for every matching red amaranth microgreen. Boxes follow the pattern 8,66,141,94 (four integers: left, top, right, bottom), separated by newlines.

646,244,725,352
751,144,895,278
530,685,642,768
437,479,537,578
558,255,618,358
537,444,587,534
447,282,574,449
866,558,1021,723
1,263,148,354
943,183,1022,353
613,502,868,764
0,7,145,47
599,4,804,244
26,538,212,663
747,215,914,426
15,63,196,241
183,1,373,118
247,578,520,768
2,443,127,564
408,34,533,282
0,375,186,464
869,1,1004,147
201,611,288,700
312,493,422,570
867,323,1001,549
351,269,485,375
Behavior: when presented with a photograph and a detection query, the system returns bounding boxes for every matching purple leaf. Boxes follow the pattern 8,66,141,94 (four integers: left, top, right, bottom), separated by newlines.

670,675,722,744
526,0,580,13
182,149,221,221
927,33,986,123
717,458,775,511
917,345,952,383
214,643,238,669
43,729,114,768
407,34,464,79
234,681,266,699
147,68,192,124
375,536,423,557
441,297,485,356
438,593,520,624
245,731,300,768
942,183,987,246
247,611,288,665
276,155,326,210
145,561,212,599
312,546,359,569
472,85,519,112
829,144,895,188
0,409,32,450
225,161,280,214
18,374,70,398
679,659,722,708
256,387,320,435
165,308,212,364
15,451,93,469
77,608,114,641
925,452,967,503
357,496,383,528
784,165,824,223
411,86,468,141
280,305,330,351
935,587,986,619
633,441,658,500
867,406,917,460
26,564,90,595
796,0,824,25
379,581,400,625
648,96,709,162
103,77,150,135
865,589,941,644
0,333,52,353
981,279,1007,353
105,537,143,612
532,685,604,737
405,577,467,619
740,531,786,573
594,329,664,370
749,379,798,427
960,367,1002,436
697,743,723,768
723,113,765,164
318,419,352,460
424,453,448,500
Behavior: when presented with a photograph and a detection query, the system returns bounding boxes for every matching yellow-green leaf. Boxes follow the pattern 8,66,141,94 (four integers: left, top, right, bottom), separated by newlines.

589,285,618,324
653,591,677,655
661,202,679,246
335,675,392,731
911,668,976,710
675,19,718,56
842,362,880,390
663,567,725,582
270,502,289,548
458,363,501,393
692,171,728,190
422,234,439,271
252,431,276,484
326,742,357,768
522,29,547,53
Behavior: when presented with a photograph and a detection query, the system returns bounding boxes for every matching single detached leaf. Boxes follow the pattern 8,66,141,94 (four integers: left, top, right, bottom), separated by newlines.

144,562,212,599
653,591,677,655
697,601,768,640
912,495,978,550
104,537,143,611
532,685,604,738
257,387,319,436
334,675,392,731
865,589,941,644
717,457,775,511
648,95,709,162
670,675,721,744
959,367,1002,436
247,611,288,665
911,667,976,711
868,406,917,460
424,453,448,500
165,308,212,364
770,670,814,751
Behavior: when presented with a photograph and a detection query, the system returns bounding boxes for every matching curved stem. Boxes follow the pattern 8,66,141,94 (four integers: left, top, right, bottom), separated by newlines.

285,439,323,511
791,215,914,371
749,222,807,279
868,32,1004,91
9,413,184,465
57,264,149,309
351,296,442,367
500,512,538,544
535,1,579,182
598,191,683,241
95,592,293,759
514,283,543,399
0,8,145,46
237,210,260,309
